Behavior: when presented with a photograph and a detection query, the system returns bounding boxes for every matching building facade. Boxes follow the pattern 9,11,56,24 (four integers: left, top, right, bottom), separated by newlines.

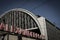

0,8,60,40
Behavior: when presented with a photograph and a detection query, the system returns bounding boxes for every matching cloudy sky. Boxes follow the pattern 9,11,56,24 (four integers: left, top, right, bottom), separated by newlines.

0,0,60,28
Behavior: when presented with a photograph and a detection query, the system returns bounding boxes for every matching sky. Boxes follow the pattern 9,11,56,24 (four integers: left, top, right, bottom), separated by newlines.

0,0,60,28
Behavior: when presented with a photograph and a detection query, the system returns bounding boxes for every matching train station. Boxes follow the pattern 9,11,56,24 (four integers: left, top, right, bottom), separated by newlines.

0,8,60,40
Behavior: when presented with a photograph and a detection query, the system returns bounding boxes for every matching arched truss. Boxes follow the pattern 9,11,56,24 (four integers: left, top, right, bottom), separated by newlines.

0,8,42,34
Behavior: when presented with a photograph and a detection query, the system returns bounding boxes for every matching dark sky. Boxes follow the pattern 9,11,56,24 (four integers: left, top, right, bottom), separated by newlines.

0,0,60,28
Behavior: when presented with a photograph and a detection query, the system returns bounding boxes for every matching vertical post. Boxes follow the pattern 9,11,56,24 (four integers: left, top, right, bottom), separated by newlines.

7,34,9,40
18,34,22,40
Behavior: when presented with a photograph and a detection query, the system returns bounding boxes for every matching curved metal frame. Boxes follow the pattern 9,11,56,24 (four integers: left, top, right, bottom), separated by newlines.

0,8,42,34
